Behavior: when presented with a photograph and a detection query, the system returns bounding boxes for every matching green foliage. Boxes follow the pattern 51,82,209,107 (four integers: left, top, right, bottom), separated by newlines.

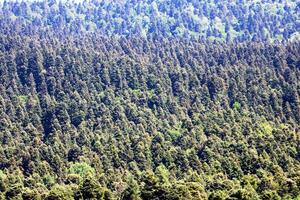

5,183,23,200
43,175,55,189
0,171,7,192
155,164,170,185
97,91,105,98
259,122,274,135
0,1,298,199
121,175,141,200
209,190,228,200
167,128,181,140
80,178,103,199
1,0,298,41
22,188,41,200
131,89,142,96
232,101,241,110
167,123,183,140
260,190,281,200
46,184,73,200
16,95,28,105
68,163,95,178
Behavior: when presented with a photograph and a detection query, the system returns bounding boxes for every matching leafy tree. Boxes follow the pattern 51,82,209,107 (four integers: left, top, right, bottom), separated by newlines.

68,163,95,178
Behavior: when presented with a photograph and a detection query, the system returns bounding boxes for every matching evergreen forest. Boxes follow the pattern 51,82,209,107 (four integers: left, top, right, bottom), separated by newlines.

0,0,299,199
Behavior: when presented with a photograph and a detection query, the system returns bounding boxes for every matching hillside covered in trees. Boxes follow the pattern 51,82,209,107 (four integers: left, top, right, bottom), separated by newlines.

0,0,299,199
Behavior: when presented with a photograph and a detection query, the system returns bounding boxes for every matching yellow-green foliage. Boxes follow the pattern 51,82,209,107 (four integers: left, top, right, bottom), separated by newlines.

167,128,181,139
47,184,74,200
260,122,273,135
43,174,55,188
232,101,241,110
0,170,7,192
155,164,170,185
167,123,182,140
131,88,155,98
68,163,95,178
279,123,288,130
97,91,105,98
17,95,28,105
131,89,142,96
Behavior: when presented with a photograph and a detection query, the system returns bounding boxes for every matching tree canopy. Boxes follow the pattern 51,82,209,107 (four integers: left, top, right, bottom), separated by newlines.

0,0,299,199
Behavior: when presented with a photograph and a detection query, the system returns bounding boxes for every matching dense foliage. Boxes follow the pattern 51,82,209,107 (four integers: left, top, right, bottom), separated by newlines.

0,0,299,199
1,0,300,42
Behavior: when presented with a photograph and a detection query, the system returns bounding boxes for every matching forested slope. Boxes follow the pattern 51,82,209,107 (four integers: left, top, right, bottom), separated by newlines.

0,0,299,200
1,0,299,42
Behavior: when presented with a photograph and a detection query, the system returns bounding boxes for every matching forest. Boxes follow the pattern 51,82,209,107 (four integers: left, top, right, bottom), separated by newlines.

0,0,299,199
